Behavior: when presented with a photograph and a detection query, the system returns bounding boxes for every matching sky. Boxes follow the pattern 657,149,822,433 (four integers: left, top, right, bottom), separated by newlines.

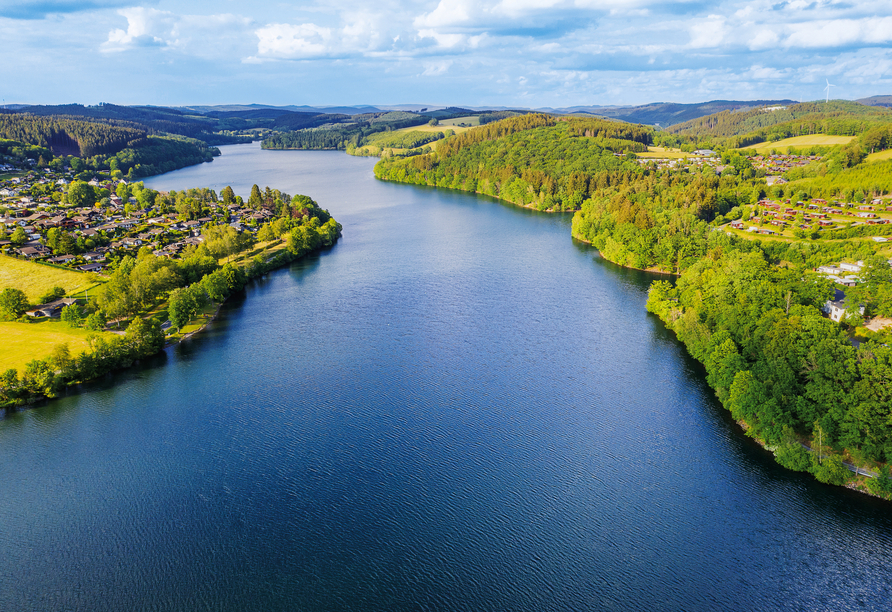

1,0,891,108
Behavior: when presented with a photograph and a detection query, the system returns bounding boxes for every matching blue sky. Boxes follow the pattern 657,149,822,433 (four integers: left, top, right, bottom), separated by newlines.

1,0,891,108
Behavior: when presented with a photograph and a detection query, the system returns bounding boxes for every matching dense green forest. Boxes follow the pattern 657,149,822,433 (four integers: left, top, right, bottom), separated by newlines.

262,111,430,150
0,113,147,156
11,104,251,146
665,100,892,150
374,114,651,211
0,111,220,178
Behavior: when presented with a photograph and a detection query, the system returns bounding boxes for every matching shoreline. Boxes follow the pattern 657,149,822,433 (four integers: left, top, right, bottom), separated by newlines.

570,233,679,276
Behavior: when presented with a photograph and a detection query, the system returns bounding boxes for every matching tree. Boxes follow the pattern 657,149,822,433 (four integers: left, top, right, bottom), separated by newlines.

84,310,106,331
428,118,439,126
248,184,262,209
37,286,65,304
221,186,235,206
67,180,96,207
0,288,29,320
257,223,275,243
61,304,83,328
10,226,27,246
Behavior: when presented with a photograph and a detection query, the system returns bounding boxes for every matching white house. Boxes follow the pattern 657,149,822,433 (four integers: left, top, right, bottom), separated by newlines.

823,289,865,323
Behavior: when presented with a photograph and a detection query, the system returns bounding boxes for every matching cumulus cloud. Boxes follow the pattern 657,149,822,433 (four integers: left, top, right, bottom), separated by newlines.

255,23,333,59
101,8,252,56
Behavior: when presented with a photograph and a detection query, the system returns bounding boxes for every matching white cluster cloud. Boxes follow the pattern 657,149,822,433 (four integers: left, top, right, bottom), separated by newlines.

102,7,251,57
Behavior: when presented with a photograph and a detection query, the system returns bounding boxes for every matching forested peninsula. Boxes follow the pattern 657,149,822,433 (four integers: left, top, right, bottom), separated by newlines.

373,107,892,498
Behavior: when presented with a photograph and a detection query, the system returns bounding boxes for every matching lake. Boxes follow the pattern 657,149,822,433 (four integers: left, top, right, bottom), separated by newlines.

1,143,891,611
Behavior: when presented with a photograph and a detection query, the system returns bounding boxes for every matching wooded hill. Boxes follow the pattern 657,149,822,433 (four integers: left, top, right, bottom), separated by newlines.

0,111,219,179
0,113,147,157
374,115,650,212
10,103,249,146
667,100,892,149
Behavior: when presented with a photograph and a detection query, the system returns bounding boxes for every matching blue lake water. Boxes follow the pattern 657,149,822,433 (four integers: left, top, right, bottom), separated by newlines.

1,143,891,610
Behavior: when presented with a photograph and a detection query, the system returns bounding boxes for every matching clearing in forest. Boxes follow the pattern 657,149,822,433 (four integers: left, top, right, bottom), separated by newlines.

0,255,102,302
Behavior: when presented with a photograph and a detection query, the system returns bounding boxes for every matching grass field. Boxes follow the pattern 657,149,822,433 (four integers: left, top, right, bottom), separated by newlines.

638,146,693,159
403,123,476,135
739,135,855,154
0,320,116,372
0,254,101,302
437,116,480,127
866,149,892,163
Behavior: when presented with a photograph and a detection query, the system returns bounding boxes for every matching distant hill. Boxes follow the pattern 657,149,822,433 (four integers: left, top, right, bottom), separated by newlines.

176,104,382,116
540,100,799,127
857,96,892,108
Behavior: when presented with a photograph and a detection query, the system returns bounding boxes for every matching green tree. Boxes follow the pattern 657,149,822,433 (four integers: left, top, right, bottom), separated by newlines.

10,226,27,246
61,304,83,328
248,184,262,209
67,180,96,207
84,310,107,331
221,186,236,206
0,288,30,320
37,286,65,305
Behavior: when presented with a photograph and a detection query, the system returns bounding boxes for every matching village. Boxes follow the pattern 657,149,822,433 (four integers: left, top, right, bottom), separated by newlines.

0,161,274,276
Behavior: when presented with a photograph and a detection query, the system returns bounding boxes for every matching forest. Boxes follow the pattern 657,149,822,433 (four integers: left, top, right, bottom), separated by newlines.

262,111,431,150
0,110,220,179
0,113,147,157
667,100,892,150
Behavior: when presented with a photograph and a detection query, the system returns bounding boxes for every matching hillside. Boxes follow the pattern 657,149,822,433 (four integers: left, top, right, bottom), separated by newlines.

667,101,892,146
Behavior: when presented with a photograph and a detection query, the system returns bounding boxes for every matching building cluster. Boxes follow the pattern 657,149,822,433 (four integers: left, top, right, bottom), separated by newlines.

0,166,274,273
751,154,819,176
728,197,892,236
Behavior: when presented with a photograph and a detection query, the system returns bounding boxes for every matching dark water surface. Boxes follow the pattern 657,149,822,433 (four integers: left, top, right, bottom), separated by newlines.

2,143,891,611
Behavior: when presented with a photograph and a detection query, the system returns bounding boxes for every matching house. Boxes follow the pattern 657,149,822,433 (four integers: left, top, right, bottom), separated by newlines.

822,289,865,323
18,246,43,258
47,254,76,264
730,220,745,229
839,261,863,273
25,298,77,318
79,263,105,272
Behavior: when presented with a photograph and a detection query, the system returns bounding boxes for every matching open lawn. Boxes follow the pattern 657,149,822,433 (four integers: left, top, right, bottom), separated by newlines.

437,116,480,127
400,123,476,135
740,135,855,154
0,254,102,302
0,320,116,372
866,149,892,163
638,146,693,159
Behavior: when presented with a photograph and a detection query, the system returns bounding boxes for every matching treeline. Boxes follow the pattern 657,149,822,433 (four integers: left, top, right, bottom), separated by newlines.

108,136,218,178
647,248,892,492
352,130,447,154
666,101,892,150
670,101,892,138
0,114,147,156
0,137,52,161
14,103,251,146
0,318,166,405
374,116,645,212
564,117,653,145
262,111,430,151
